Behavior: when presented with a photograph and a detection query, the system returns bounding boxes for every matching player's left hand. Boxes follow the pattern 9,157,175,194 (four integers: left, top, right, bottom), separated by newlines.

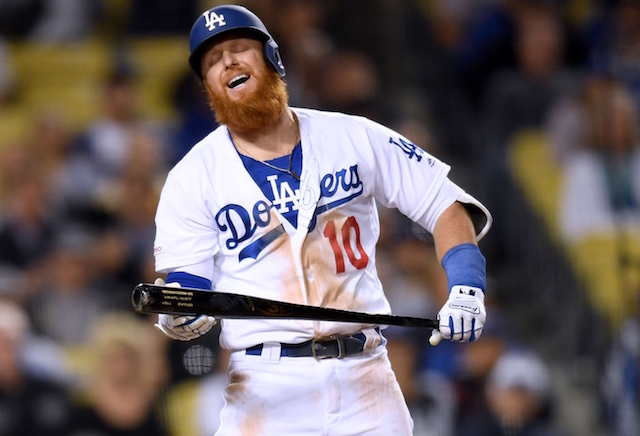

155,313,217,341
152,278,217,341
429,285,485,346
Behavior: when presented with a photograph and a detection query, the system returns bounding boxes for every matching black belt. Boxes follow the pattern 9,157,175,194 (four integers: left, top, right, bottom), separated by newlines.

245,330,378,360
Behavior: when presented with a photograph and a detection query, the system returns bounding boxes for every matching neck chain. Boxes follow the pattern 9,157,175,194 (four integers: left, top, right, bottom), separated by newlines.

234,113,301,181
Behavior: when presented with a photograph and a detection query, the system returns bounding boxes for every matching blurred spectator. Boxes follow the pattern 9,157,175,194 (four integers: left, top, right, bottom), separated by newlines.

559,79,640,241
0,142,30,205
316,48,393,123
457,347,567,436
23,111,78,224
396,0,477,163
451,321,507,427
126,0,199,36
376,207,444,315
587,0,640,104
170,72,219,165
544,90,591,164
322,0,412,95
386,326,456,436
480,3,582,158
0,163,56,271
28,0,103,43
89,131,165,304
267,0,333,108
0,0,45,39
0,298,74,436
477,3,584,270
420,0,519,113
602,298,640,436
64,69,167,221
26,227,113,345
29,111,73,183
64,312,169,436
0,38,15,105
547,76,609,168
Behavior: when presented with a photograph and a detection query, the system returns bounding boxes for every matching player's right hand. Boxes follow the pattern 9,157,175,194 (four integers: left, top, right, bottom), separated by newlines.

430,285,485,346
153,278,217,341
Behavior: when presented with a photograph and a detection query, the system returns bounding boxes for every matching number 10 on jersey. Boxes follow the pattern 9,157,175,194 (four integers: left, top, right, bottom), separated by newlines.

323,216,369,274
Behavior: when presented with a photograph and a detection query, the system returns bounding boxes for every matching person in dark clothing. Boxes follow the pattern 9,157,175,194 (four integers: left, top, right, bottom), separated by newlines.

0,298,73,436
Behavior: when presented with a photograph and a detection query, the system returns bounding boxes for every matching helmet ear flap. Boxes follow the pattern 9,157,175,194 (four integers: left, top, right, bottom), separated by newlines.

264,40,285,77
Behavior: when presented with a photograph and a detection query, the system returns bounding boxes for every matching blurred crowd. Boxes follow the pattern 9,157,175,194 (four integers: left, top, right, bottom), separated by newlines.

0,0,639,435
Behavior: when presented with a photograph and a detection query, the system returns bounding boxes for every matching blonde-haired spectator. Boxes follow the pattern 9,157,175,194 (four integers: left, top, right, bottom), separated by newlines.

65,312,170,436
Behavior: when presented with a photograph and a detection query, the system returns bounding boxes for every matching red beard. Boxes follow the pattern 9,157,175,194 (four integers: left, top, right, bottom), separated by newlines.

204,65,288,133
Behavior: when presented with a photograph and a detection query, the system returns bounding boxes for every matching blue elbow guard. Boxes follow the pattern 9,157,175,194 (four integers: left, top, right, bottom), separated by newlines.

441,243,486,293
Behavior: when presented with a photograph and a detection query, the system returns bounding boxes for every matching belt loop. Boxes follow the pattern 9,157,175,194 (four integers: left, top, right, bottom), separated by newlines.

229,349,247,362
361,328,381,355
260,342,282,364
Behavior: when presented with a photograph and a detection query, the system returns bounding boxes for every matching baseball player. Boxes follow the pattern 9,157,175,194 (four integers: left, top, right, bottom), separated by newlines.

152,4,492,435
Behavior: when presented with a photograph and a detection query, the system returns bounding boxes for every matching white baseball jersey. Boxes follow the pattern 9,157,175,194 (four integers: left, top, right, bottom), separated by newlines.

154,108,491,351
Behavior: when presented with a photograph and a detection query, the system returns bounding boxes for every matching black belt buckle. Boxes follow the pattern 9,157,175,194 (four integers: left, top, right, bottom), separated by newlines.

312,337,344,360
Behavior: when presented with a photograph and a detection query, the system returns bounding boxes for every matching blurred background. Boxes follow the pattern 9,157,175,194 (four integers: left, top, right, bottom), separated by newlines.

0,0,638,435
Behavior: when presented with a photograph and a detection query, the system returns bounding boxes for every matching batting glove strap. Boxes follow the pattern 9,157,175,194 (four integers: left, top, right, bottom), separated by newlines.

436,285,486,343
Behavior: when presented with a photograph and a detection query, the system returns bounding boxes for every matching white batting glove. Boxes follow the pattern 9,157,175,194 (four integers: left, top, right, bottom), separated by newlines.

429,285,485,346
153,278,217,341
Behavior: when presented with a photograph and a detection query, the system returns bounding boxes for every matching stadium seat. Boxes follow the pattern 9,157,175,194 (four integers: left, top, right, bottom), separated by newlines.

508,129,563,242
20,83,102,131
567,233,640,329
509,129,640,329
9,39,111,85
123,37,191,120
0,106,32,149
163,380,200,436
8,39,111,131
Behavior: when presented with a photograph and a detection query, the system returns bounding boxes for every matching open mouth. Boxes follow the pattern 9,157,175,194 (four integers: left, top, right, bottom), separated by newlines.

228,74,250,89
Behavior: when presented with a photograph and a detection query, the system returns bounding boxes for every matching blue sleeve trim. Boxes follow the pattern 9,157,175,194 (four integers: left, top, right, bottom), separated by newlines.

441,243,486,293
166,272,212,290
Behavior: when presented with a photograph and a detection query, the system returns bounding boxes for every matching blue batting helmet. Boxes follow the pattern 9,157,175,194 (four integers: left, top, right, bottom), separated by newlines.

188,5,286,80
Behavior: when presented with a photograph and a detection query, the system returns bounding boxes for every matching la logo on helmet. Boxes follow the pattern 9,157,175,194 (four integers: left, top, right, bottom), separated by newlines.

203,11,226,31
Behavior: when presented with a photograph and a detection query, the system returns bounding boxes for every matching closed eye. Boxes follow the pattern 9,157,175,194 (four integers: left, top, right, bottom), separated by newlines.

230,41,252,53
203,51,222,71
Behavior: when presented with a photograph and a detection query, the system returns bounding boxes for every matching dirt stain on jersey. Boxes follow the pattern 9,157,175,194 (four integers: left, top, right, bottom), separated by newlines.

301,212,369,311
265,210,306,305
354,353,410,430
223,370,267,434
238,410,265,436
302,212,344,306
225,369,249,404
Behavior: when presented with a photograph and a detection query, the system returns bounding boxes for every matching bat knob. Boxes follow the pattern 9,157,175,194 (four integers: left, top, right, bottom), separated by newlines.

131,284,150,313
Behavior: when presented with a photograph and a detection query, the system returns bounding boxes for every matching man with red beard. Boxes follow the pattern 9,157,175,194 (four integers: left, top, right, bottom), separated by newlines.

151,5,493,435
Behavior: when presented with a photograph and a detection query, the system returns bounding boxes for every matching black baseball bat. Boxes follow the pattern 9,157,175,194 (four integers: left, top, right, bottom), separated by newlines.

131,283,438,329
